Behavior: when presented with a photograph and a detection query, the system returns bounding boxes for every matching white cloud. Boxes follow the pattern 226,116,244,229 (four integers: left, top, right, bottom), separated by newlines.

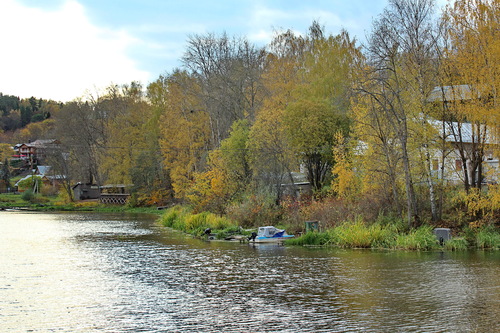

246,4,364,46
0,0,150,102
247,29,275,45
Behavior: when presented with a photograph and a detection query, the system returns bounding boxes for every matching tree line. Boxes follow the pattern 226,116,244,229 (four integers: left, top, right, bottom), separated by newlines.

2,0,499,228
0,94,61,133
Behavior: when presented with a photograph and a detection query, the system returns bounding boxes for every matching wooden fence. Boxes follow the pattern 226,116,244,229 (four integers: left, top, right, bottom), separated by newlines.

99,193,130,205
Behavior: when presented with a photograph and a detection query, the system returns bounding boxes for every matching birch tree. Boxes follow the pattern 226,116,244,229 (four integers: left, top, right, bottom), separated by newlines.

360,0,440,226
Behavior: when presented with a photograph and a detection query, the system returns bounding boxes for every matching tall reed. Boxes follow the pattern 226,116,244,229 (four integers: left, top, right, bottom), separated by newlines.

475,227,500,249
160,205,236,235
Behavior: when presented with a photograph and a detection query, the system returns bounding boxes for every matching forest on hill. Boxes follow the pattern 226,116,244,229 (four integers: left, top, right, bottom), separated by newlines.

0,94,61,136
1,0,499,233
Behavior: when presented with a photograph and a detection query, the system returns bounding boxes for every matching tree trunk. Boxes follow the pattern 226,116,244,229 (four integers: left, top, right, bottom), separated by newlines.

401,137,419,228
424,145,438,221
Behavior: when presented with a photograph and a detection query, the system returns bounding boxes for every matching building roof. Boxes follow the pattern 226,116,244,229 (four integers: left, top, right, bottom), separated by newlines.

37,165,51,176
26,139,59,148
427,85,478,103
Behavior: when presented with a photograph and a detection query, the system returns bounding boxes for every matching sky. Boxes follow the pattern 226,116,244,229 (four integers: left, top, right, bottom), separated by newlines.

0,0,449,103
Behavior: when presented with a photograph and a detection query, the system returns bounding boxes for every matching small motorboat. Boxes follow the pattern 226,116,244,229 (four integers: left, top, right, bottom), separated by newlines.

249,226,294,243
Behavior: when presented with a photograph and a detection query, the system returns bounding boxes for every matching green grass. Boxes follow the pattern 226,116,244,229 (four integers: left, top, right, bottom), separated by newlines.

159,205,238,236
288,219,500,251
443,237,468,251
285,231,332,246
394,225,439,251
286,220,444,250
0,192,163,214
475,227,500,249
330,220,400,248
0,192,59,208
215,226,250,240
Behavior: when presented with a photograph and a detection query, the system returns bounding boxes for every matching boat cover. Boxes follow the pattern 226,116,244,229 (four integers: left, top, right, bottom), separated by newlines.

257,226,286,238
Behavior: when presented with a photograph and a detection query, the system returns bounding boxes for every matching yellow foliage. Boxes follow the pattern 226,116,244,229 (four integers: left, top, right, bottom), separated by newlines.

156,73,210,200
456,185,500,218
444,0,500,123
15,119,55,143
332,133,362,199
0,143,14,161
186,167,230,213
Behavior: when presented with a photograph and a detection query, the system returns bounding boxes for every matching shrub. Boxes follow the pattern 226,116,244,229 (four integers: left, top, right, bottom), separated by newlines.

41,185,59,197
161,206,191,231
226,193,283,228
55,190,73,205
450,186,500,225
17,175,43,192
375,212,406,231
296,192,394,232
21,190,35,202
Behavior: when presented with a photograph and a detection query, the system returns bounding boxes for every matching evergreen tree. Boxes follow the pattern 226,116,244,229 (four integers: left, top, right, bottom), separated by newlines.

0,158,11,192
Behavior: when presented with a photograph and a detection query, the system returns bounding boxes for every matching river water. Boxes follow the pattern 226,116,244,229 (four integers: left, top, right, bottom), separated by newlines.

0,211,499,332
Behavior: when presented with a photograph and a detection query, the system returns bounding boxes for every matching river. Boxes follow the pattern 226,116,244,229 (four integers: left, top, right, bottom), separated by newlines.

0,211,499,332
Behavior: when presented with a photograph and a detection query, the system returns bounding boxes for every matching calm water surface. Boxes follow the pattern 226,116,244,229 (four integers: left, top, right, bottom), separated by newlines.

0,211,499,332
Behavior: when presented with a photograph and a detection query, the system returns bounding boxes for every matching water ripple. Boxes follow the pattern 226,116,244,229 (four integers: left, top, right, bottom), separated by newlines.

1,211,499,332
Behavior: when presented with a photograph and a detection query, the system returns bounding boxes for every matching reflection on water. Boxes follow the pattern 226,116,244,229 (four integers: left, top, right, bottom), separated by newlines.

0,211,499,332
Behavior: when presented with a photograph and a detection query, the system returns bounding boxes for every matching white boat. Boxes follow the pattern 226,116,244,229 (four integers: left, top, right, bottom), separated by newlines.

249,226,294,243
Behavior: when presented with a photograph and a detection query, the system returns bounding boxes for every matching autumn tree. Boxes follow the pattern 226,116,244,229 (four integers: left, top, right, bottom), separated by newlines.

182,33,266,147
98,82,152,187
440,0,500,191
53,100,105,188
351,95,404,211
129,82,173,206
356,0,441,226
248,104,296,203
0,143,13,161
218,119,252,190
44,145,73,200
284,26,356,191
151,71,211,200
188,119,251,213
247,29,304,202
14,119,55,143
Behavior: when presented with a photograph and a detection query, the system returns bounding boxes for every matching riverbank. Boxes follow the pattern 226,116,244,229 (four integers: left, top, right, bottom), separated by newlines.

2,192,498,250
285,222,499,250
159,205,500,251
0,193,162,215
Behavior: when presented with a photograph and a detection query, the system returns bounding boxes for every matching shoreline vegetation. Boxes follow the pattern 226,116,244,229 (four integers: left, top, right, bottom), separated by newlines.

0,192,162,215
158,204,499,251
1,192,499,251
